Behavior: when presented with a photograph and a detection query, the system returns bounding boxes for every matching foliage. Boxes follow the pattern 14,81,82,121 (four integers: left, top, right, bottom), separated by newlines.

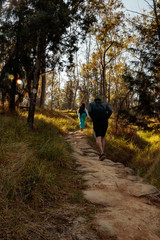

1,0,159,128
79,0,127,103
0,0,96,126
0,105,160,238
123,0,160,120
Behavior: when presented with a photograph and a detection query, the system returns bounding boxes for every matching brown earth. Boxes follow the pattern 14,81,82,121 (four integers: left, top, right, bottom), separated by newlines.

65,131,160,240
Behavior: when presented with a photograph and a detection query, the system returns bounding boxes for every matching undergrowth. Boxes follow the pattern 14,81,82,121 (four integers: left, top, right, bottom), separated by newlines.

83,116,160,190
0,109,90,239
0,107,160,239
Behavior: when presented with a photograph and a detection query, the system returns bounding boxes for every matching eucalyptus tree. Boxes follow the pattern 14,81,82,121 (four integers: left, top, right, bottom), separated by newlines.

0,0,96,127
26,0,96,127
124,0,160,120
78,34,92,107
62,79,74,109
90,0,125,101
65,63,80,110
0,0,34,111
45,71,60,110
78,0,127,104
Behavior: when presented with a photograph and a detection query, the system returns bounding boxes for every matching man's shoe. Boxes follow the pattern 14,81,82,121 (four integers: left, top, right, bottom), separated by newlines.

99,153,106,161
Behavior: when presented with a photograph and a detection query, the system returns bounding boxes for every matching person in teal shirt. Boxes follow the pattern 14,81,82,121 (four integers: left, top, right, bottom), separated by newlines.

77,103,88,131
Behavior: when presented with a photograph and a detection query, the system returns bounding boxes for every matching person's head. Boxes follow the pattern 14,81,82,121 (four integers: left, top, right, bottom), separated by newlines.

81,103,85,107
94,97,101,102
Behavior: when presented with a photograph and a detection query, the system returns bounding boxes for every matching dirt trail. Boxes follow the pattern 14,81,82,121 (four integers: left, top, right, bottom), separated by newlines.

65,131,160,240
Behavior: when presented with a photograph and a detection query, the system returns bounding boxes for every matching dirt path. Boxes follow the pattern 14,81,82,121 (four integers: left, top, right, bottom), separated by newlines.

65,131,160,240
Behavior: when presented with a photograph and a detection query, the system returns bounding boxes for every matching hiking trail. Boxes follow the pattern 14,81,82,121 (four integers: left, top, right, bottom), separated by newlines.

65,131,160,240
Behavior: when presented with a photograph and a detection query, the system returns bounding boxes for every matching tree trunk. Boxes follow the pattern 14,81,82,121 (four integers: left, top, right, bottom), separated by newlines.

9,69,18,111
108,68,111,104
9,16,22,111
40,46,46,107
85,34,91,107
102,51,106,102
72,52,80,110
72,78,79,110
58,71,61,110
50,75,54,110
40,73,46,107
2,91,5,113
28,42,41,128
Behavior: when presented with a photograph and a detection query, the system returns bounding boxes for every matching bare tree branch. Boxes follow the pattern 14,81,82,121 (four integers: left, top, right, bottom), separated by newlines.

144,0,154,10
125,8,154,19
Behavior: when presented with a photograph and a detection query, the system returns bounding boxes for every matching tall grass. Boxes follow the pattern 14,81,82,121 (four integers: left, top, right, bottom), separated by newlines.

36,110,160,189
0,110,85,239
0,108,159,238
84,118,160,189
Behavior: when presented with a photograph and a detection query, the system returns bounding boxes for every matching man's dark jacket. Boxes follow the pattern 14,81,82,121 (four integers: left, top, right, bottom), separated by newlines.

88,99,112,122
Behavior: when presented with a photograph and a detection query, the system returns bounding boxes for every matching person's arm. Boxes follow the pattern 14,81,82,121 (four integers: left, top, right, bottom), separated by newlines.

85,108,89,117
88,103,93,119
106,103,112,119
77,108,80,118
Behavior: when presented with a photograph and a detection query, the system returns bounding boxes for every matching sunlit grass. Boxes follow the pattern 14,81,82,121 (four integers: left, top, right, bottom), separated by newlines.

137,130,160,143
0,109,87,239
85,118,160,189
60,112,160,189
34,108,80,132
1,107,160,238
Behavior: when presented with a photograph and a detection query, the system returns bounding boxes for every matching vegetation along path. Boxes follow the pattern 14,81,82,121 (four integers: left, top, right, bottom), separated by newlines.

65,131,160,240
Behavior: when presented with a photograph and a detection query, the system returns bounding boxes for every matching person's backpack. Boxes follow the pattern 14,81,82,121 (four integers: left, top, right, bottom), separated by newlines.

92,102,107,121
79,105,85,115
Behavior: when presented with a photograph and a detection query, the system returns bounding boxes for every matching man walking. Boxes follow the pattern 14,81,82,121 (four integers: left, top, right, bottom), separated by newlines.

89,98,112,161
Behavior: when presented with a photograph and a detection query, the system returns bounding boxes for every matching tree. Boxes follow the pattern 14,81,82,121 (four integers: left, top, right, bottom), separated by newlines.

124,0,160,120
90,0,125,101
0,0,96,127
78,0,127,104
0,0,33,111
39,51,46,108
63,80,74,109
46,71,60,110
26,0,96,127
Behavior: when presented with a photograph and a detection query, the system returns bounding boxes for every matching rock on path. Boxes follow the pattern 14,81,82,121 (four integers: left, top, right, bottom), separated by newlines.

65,131,160,240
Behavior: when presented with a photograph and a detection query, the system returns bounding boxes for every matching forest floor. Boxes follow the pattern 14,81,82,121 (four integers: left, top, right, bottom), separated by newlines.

65,130,160,240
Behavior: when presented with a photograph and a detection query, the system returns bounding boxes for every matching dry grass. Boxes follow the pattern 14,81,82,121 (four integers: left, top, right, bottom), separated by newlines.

84,118,160,189
0,109,97,239
1,107,159,239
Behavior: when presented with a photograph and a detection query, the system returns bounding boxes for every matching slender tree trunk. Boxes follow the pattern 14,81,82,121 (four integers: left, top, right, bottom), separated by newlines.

50,74,54,110
72,54,79,110
72,75,79,110
28,41,41,128
9,61,18,111
102,51,106,102
9,77,17,111
108,68,111,104
2,91,5,113
86,34,91,107
9,14,22,111
40,73,46,107
100,68,103,97
40,45,46,107
58,70,61,110
9,50,19,111
25,67,33,99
